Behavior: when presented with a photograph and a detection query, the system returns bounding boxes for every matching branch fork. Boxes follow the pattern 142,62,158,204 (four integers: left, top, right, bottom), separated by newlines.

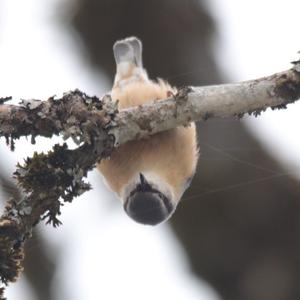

0,60,299,298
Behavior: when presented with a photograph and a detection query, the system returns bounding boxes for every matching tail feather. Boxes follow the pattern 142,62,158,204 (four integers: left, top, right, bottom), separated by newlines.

113,37,147,85
113,36,142,67
125,36,143,68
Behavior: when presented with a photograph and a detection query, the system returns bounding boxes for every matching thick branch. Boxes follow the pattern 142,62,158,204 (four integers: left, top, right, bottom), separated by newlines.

0,64,300,148
114,65,300,145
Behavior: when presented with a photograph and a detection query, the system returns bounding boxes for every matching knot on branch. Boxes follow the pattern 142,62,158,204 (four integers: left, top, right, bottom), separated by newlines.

270,57,300,109
175,86,192,102
273,67,300,110
174,86,194,124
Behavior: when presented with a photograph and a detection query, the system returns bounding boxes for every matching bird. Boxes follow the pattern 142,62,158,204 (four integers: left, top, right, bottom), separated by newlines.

97,37,198,225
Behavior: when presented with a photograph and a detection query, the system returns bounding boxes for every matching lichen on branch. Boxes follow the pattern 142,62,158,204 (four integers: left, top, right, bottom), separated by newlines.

0,60,299,298
0,90,117,297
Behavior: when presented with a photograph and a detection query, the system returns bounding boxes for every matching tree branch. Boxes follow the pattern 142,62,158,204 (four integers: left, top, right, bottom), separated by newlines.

114,64,300,145
1,63,300,148
0,61,299,299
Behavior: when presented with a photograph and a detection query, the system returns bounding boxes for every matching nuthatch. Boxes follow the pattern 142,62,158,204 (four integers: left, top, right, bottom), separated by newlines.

98,37,198,225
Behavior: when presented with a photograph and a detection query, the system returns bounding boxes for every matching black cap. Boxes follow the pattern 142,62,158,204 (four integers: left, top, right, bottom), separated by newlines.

124,173,174,225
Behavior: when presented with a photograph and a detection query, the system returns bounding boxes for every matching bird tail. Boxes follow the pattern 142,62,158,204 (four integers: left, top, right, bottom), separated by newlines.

113,37,148,86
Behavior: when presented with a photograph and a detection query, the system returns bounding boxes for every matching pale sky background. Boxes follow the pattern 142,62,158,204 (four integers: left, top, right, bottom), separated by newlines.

0,0,300,299
208,0,300,176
